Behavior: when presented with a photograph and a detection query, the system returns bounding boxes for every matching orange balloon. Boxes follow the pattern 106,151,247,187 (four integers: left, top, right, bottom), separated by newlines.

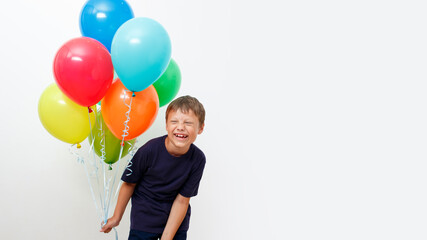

101,80,159,140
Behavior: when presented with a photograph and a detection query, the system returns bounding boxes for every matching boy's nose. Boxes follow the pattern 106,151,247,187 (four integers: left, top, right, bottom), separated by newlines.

177,123,185,130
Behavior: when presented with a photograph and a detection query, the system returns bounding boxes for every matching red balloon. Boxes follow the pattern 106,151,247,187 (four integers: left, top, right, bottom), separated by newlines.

53,37,114,107
101,80,159,141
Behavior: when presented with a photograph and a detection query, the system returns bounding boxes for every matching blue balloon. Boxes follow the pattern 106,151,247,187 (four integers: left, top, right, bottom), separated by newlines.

80,0,134,52
111,17,172,93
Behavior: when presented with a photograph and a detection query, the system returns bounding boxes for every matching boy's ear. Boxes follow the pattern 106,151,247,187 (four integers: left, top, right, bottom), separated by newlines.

198,123,205,134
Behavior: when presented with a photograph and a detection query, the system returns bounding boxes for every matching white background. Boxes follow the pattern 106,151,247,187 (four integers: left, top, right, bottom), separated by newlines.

0,0,426,239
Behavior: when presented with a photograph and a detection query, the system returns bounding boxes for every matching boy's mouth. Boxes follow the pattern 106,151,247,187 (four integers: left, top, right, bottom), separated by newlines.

174,134,188,139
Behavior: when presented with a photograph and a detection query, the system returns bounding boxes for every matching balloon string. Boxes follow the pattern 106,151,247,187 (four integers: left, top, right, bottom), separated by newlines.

125,139,135,177
113,227,118,239
97,114,111,225
88,111,108,226
70,110,119,240
114,139,138,199
69,144,102,223
122,91,135,177
120,90,133,143
105,90,134,223
98,115,107,164
90,111,118,240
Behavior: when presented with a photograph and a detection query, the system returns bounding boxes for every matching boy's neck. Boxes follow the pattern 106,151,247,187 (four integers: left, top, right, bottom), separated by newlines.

164,136,190,157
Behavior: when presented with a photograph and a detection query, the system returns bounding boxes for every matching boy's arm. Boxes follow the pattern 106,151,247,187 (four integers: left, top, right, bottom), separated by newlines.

100,182,136,233
160,194,190,240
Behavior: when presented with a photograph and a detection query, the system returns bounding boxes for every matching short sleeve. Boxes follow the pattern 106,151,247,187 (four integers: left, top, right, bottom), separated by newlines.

121,146,149,183
179,155,206,198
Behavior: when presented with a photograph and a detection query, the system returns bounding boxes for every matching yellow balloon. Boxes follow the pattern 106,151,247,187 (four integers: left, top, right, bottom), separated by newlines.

38,83,96,144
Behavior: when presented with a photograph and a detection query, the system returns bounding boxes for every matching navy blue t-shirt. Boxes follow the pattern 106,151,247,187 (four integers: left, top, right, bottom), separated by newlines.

121,135,206,234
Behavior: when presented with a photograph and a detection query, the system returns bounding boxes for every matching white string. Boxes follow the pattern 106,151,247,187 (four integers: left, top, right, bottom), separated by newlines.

105,90,135,223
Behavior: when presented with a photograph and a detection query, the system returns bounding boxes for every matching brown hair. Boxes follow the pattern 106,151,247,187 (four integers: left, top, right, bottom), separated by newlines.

166,95,205,126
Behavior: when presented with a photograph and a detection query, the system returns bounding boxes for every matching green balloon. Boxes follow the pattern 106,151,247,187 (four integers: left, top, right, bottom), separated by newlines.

153,59,182,107
88,112,135,165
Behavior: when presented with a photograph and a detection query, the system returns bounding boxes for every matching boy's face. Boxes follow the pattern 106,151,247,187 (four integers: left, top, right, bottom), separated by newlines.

165,109,204,155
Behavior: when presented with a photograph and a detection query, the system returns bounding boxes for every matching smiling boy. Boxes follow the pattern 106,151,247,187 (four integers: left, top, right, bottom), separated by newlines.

101,95,206,240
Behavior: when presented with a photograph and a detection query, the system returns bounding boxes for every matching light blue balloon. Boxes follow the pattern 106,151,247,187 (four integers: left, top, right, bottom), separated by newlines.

80,0,134,52
111,17,171,92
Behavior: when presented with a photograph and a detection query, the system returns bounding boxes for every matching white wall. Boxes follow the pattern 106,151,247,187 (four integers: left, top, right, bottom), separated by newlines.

1,0,427,239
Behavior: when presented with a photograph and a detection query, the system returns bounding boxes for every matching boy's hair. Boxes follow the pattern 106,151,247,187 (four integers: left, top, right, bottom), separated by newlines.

166,95,205,126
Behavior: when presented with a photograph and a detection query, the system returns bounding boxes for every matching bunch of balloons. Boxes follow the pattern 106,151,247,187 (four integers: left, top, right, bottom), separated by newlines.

38,0,182,162
37,0,183,233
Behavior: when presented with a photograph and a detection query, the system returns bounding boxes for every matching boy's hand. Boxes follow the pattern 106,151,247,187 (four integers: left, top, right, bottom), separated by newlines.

100,217,120,233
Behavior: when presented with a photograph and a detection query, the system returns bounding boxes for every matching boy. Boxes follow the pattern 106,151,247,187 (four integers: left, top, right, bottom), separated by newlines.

101,95,206,240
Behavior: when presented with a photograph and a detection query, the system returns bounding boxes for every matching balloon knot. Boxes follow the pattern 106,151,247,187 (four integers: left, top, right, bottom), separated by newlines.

88,107,93,113
132,92,136,97
121,141,125,147
109,165,113,171
77,143,81,149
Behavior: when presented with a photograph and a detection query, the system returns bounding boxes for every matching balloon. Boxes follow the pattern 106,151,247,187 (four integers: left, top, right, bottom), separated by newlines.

80,0,134,52
153,59,181,107
111,17,171,92
101,79,159,140
53,37,114,107
38,83,96,144
88,112,135,165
